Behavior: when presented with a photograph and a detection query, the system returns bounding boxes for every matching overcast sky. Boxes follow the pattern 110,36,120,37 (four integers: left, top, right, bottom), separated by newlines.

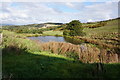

0,1,118,25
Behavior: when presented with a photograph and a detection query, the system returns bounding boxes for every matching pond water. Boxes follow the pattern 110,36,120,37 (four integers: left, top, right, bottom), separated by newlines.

28,36,84,44
28,36,66,42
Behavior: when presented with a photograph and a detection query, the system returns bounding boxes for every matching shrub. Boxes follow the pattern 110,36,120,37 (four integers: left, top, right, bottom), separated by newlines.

63,20,85,36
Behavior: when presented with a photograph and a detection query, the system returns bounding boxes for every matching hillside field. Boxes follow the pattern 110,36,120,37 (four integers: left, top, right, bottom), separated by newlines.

2,18,120,79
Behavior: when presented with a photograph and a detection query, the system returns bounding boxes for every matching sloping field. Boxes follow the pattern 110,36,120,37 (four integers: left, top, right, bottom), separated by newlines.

82,19,120,47
83,19,118,37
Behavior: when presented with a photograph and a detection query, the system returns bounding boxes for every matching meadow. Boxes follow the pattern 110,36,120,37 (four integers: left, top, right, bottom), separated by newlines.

2,18,120,79
3,51,120,78
83,19,118,37
42,30,63,36
2,30,120,78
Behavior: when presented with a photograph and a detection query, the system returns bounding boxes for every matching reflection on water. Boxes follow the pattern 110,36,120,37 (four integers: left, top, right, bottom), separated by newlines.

28,36,84,44
28,36,66,42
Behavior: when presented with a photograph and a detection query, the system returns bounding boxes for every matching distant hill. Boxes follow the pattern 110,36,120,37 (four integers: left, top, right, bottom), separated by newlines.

1,24,15,26
2,17,119,28
23,23,63,28
2,22,63,28
44,22,63,25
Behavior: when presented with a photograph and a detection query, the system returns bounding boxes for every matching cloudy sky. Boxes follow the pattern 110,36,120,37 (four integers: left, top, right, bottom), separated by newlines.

0,1,118,25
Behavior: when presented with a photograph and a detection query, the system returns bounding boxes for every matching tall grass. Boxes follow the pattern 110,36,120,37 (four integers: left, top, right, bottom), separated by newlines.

75,36,120,50
2,30,119,63
41,41,119,63
2,30,41,55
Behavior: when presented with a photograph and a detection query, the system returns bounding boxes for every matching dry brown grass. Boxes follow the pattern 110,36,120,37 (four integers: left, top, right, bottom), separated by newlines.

40,41,119,63
76,36,120,49
99,49,119,63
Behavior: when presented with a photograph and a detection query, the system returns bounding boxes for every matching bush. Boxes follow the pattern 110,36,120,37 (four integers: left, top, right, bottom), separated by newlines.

63,20,85,36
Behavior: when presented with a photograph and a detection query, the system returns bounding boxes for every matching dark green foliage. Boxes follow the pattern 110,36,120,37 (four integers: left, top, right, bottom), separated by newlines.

63,20,85,36
66,20,82,30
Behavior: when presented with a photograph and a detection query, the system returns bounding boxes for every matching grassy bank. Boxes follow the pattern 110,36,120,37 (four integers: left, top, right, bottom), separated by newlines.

3,49,120,78
83,19,118,37
16,30,63,37
42,30,63,36
2,30,41,52
2,30,120,78
81,19,120,50
20,33,42,37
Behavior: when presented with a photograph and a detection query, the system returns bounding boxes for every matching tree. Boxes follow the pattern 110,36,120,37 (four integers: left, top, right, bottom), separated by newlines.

63,20,85,36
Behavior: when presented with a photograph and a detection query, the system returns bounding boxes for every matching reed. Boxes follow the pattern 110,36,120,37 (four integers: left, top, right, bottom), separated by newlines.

3,30,119,63
40,41,119,63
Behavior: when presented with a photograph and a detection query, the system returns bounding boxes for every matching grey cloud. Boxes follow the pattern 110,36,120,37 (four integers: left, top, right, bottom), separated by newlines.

1,2,118,25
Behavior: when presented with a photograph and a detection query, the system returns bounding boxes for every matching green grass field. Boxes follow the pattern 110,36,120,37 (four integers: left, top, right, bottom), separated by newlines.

83,19,118,37
43,30,63,36
82,22,98,26
82,19,119,46
2,18,120,78
2,30,120,78
3,50,120,78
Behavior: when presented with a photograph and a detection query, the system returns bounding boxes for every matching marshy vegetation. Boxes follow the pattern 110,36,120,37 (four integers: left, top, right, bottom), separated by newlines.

2,30,120,78
41,41,119,63
2,18,120,78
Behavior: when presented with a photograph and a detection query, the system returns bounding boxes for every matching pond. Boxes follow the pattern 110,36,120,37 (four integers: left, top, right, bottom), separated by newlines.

28,36,84,44
28,36,66,42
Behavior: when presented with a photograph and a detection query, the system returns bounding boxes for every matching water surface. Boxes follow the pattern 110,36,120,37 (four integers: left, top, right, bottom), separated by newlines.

28,36,66,42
